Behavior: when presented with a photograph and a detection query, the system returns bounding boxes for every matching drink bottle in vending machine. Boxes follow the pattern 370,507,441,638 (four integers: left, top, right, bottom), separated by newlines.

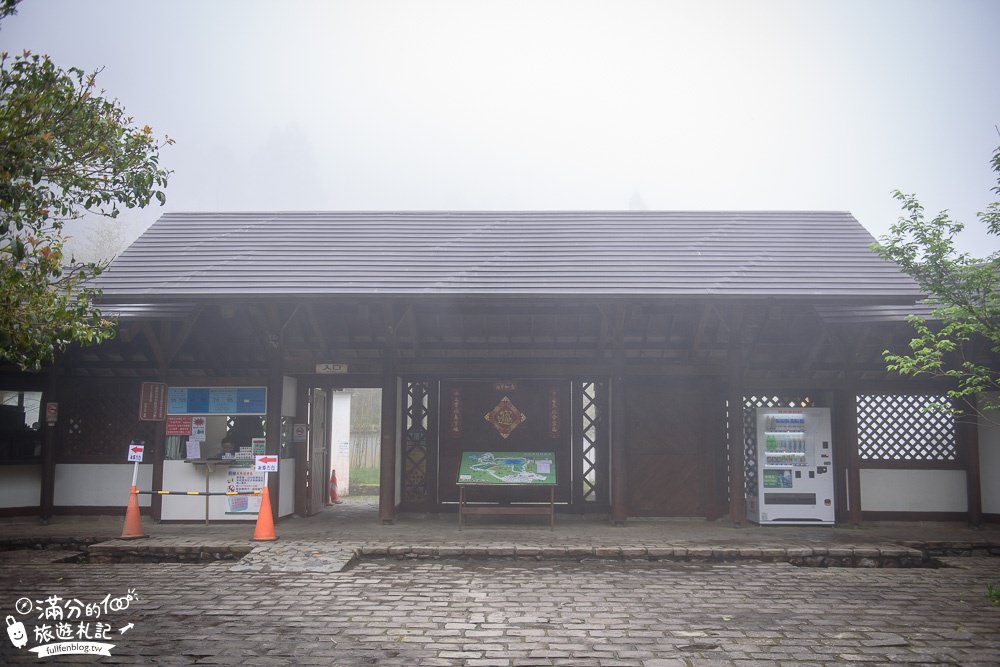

746,407,834,525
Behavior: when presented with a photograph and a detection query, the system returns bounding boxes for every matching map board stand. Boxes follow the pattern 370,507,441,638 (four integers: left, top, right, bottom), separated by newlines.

455,452,557,531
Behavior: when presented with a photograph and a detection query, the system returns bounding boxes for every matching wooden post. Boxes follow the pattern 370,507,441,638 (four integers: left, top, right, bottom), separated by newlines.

379,304,399,524
844,390,862,526
150,416,165,522
378,373,397,524
958,400,982,527
39,412,56,524
294,382,310,518
610,371,627,525
727,381,745,526
265,349,284,524
727,346,745,526
152,352,169,522
39,372,59,523
832,389,860,525
609,305,628,526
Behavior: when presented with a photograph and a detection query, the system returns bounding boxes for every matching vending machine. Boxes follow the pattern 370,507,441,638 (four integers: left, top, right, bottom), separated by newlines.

746,407,835,525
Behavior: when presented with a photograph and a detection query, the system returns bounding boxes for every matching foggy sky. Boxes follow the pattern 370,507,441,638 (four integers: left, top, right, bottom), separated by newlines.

3,0,999,257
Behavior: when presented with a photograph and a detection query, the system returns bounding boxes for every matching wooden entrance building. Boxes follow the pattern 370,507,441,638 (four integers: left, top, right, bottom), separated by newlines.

1,211,995,524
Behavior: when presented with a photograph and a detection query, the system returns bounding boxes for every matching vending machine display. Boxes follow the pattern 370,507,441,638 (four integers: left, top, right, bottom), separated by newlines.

746,407,835,525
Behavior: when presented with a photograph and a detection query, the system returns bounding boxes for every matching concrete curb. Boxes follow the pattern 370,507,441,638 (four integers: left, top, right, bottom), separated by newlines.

5,536,1000,573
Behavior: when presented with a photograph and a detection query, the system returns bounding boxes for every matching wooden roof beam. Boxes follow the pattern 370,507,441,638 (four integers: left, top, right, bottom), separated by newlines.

799,330,830,374
245,304,279,349
825,324,873,381
129,311,200,373
397,303,420,354
381,301,400,347
302,303,330,355
244,302,302,350
689,304,712,359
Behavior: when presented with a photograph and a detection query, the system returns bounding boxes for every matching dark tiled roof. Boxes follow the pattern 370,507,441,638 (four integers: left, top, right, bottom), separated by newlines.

94,211,921,301
101,303,199,319
815,302,935,324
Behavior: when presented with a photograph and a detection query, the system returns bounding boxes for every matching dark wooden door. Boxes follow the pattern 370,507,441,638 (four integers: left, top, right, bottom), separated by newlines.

625,378,724,517
305,388,328,516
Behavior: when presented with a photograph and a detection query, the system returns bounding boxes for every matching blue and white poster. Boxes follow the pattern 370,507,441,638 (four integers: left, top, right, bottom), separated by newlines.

167,387,267,415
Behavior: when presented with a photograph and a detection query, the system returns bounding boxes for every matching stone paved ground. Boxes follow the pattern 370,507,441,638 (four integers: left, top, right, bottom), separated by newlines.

1,549,998,666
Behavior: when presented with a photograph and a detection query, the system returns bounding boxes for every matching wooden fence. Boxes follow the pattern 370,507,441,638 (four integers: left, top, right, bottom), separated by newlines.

350,430,380,470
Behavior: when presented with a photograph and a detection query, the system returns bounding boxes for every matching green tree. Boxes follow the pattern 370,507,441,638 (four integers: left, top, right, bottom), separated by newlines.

871,145,1000,417
0,6,172,371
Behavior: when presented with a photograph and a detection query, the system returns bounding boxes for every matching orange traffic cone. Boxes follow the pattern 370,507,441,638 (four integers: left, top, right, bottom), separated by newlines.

120,485,147,540
329,469,343,505
253,485,277,541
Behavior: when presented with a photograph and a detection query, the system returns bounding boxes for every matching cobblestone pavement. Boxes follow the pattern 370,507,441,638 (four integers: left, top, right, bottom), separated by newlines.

1,549,998,666
3,502,1000,665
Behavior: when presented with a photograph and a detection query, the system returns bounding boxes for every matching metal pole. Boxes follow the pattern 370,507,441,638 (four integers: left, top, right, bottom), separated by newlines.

205,464,211,525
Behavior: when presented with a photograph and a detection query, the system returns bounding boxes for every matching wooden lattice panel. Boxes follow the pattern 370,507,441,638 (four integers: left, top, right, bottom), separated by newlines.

58,380,159,462
581,382,599,502
402,381,430,503
857,394,957,462
740,395,813,494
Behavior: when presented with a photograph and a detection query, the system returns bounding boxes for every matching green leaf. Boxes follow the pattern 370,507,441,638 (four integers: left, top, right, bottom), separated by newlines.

0,51,172,371
877,144,1000,414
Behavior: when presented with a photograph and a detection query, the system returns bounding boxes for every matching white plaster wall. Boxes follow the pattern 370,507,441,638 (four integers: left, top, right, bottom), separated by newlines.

860,469,967,512
0,465,42,508
279,458,295,517
161,460,219,521
330,391,351,496
160,461,291,521
979,393,1000,514
54,464,152,507
160,460,274,522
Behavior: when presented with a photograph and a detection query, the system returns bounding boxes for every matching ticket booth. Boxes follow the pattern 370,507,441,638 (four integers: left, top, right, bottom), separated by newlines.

159,386,295,521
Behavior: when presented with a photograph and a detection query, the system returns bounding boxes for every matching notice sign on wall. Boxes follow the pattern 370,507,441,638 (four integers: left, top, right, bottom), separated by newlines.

138,382,168,421
165,415,192,436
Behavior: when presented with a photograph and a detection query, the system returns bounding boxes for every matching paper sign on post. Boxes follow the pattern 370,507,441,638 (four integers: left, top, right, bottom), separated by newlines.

255,455,278,473
127,442,145,462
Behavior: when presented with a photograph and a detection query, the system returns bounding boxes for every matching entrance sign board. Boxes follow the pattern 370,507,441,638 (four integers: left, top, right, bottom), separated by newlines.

456,451,556,485
315,363,348,374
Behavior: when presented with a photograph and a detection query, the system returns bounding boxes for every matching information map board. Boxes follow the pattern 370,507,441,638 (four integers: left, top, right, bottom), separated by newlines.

456,451,557,486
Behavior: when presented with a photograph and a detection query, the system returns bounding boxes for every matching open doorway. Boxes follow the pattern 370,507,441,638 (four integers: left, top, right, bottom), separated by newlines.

327,388,381,511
